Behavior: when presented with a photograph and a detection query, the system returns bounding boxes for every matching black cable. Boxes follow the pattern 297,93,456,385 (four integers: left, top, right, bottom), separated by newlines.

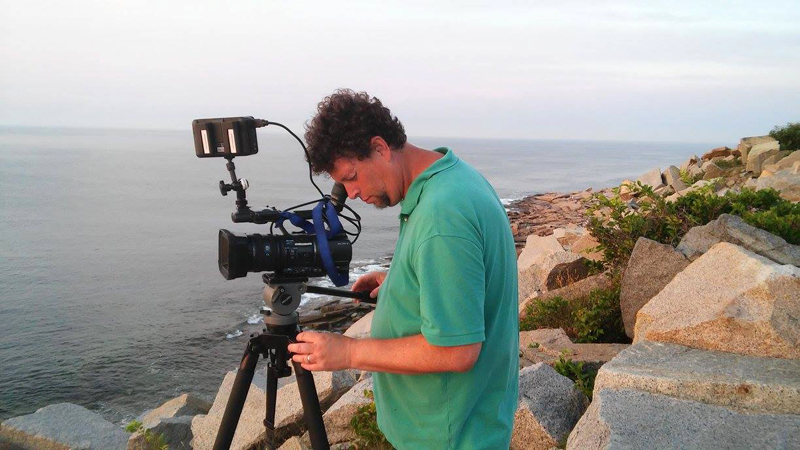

257,120,325,198
256,119,362,242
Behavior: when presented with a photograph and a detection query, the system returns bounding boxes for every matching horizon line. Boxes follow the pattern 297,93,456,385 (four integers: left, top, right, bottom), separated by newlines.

0,123,726,146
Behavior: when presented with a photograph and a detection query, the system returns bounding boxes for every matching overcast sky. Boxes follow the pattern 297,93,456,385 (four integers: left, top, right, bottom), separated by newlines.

1,0,798,142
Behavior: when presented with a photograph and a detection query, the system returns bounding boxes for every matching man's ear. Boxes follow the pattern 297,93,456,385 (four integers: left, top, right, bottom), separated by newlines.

370,136,392,161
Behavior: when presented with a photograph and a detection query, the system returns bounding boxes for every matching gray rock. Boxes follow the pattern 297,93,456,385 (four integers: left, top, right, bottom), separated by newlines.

543,252,591,292
746,141,780,175
636,167,664,190
0,403,129,450
763,150,800,174
518,234,565,301
761,150,792,171
279,436,311,450
511,364,588,450
664,166,686,191
676,213,799,265
191,369,357,450
566,388,800,450
519,272,615,319
568,233,602,261
662,166,686,192
519,251,590,301
619,238,690,338
128,416,193,450
687,163,704,180
652,185,674,197
738,135,777,167
679,155,699,172
595,341,800,414
343,311,373,338
520,328,574,349
701,161,723,179
520,329,629,370
299,377,375,447
635,243,800,359
518,234,564,272
138,393,211,429
669,178,723,200
753,166,800,202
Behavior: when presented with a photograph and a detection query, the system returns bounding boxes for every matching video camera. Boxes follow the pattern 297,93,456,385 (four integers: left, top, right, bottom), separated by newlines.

192,116,371,450
192,116,360,286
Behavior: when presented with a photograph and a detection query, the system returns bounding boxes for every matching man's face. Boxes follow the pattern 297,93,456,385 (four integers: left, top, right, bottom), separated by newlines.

329,152,395,209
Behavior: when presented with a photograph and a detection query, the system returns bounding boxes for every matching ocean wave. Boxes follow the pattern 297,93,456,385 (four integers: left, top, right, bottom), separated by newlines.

225,330,243,339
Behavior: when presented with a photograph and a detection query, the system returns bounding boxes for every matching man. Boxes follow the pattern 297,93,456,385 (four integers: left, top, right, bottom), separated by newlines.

286,89,519,449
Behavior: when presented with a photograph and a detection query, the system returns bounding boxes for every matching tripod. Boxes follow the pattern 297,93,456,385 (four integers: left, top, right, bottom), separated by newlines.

212,274,372,450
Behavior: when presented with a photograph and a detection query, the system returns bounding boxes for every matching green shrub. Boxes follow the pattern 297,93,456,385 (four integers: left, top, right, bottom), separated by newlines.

572,286,627,344
520,285,628,344
715,157,741,169
553,355,598,400
586,182,686,269
679,169,701,186
349,390,393,450
770,122,800,150
124,420,142,433
674,187,800,244
124,420,168,450
583,258,605,275
586,183,800,270
520,296,572,335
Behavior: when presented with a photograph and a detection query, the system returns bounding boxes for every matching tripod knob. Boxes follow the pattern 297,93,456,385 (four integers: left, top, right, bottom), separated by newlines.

219,180,232,196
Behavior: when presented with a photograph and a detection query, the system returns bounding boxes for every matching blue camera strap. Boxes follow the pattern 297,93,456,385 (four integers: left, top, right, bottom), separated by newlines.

277,199,349,286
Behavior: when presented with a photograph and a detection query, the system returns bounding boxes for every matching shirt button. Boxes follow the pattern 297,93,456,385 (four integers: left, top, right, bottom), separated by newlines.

403,217,408,222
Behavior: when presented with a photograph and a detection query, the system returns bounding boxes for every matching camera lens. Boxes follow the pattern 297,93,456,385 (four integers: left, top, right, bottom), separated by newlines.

218,229,351,280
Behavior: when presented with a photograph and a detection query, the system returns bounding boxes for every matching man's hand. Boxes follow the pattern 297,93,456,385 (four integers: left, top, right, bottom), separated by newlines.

289,331,481,374
288,332,355,371
351,271,387,299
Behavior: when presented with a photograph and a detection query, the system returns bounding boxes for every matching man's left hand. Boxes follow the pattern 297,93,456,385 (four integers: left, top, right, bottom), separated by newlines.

287,332,355,371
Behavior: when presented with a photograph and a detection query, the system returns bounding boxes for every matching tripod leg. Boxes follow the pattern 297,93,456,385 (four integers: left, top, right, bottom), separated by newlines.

213,345,260,450
264,364,279,450
292,361,330,450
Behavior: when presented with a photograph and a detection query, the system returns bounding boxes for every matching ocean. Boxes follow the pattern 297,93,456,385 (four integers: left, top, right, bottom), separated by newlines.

0,126,714,424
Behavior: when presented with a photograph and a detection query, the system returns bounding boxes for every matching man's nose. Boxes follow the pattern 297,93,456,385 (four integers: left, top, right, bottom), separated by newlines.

346,186,359,200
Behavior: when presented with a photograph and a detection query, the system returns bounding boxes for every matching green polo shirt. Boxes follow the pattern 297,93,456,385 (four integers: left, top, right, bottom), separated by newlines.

370,147,519,450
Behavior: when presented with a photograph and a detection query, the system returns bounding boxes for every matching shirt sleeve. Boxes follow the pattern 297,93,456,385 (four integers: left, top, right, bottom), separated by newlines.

413,234,486,346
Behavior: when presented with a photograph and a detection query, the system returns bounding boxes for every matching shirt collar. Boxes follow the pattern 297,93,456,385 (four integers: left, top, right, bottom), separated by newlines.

399,147,458,217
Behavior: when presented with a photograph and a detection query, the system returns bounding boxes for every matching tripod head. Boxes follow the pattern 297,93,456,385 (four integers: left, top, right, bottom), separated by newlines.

260,273,374,328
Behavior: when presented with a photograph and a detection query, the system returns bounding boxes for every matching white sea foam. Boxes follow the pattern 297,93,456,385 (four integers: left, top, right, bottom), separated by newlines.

500,196,525,211
352,263,389,274
246,314,263,325
226,330,243,339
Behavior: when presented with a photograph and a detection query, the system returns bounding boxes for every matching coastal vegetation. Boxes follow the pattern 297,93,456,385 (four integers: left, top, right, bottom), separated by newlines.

519,286,627,344
586,183,799,270
349,390,393,450
124,420,168,450
679,168,702,186
770,122,800,151
553,355,598,400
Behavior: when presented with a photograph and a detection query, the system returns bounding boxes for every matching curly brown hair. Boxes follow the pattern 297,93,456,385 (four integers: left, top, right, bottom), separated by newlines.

304,89,407,174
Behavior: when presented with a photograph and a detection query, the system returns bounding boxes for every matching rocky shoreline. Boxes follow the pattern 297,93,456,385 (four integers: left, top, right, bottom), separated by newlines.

2,133,798,450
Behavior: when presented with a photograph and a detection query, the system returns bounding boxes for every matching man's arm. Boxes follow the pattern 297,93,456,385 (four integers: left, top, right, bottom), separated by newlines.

287,332,481,374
